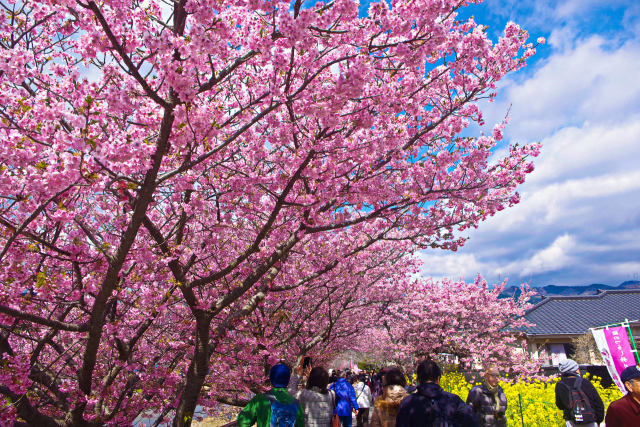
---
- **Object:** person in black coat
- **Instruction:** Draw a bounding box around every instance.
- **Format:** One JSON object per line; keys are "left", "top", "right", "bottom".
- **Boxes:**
{"left": 554, "top": 359, "right": 604, "bottom": 426}
{"left": 396, "top": 360, "right": 478, "bottom": 427}
{"left": 466, "top": 366, "right": 507, "bottom": 426}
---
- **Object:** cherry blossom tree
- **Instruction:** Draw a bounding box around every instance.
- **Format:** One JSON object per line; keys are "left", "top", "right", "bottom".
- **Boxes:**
{"left": 197, "top": 239, "right": 419, "bottom": 406}
{"left": 216, "top": 271, "right": 542, "bottom": 404}
{"left": 375, "top": 276, "right": 542, "bottom": 377}
{"left": 0, "top": 0, "right": 541, "bottom": 425}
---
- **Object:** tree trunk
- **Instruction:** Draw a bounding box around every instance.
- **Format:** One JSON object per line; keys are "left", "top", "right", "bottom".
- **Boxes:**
{"left": 172, "top": 314, "right": 211, "bottom": 427}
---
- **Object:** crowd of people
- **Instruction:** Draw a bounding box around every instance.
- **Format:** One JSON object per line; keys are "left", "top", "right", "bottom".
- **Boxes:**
{"left": 237, "top": 359, "right": 492, "bottom": 427}
{"left": 236, "top": 357, "right": 640, "bottom": 426}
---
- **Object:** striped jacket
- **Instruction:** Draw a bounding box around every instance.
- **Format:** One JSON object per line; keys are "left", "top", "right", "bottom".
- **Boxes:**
{"left": 295, "top": 387, "right": 334, "bottom": 427}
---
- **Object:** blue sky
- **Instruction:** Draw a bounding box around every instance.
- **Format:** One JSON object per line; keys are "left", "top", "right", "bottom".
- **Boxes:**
{"left": 409, "top": 0, "right": 640, "bottom": 287}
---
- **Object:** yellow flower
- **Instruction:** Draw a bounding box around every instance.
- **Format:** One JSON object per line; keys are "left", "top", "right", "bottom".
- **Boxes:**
{"left": 439, "top": 371, "right": 622, "bottom": 427}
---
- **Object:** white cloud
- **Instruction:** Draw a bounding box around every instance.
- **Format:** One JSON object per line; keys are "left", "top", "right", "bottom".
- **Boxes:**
{"left": 547, "top": 27, "right": 576, "bottom": 51}
{"left": 517, "top": 234, "right": 576, "bottom": 276}
{"left": 419, "top": 27, "right": 640, "bottom": 286}
{"left": 554, "top": 0, "right": 603, "bottom": 19}
{"left": 528, "top": 118, "right": 640, "bottom": 186}
{"left": 485, "top": 37, "right": 640, "bottom": 141}
{"left": 604, "top": 262, "right": 640, "bottom": 276}
{"left": 418, "top": 252, "right": 489, "bottom": 281}
{"left": 486, "top": 167, "right": 640, "bottom": 232}
{"left": 419, "top": 234, "right": 577, "bottom": 282}
{"left": 486, "top": 36, "right": 640, "bottom": 230}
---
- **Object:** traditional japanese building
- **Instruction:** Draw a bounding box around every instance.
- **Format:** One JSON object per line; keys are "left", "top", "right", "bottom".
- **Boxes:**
{"left": 522, "top": 289, "right": 640, "bottom": 366}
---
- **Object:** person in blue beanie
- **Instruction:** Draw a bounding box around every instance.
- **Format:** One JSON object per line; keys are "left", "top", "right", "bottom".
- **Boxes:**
{"left": 329, "top": 371, "right": 360, "bottom": 426}
{"left": 237, "top": 363, "right": 305, "bottom": 427}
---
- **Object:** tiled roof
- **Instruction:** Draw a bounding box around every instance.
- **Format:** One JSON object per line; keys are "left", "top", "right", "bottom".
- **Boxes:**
{"left": 523, "top": 289, "right": 640, "bottom": 335}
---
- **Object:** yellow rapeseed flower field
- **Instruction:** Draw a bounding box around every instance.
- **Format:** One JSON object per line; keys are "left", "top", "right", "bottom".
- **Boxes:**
{"left": 439, "top": 371, "right": 623, "bottom": 426}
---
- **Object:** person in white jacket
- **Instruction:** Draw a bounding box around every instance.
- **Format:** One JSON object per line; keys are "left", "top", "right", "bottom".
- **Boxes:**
{"left": 351, "top": 374, "right": 373, "bottom": 427}
{"left": 295, "top": 366, "right": 335, "bottom": 427}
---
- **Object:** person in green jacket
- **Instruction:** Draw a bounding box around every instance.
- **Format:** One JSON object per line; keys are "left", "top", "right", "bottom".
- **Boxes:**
{"left": 237, "top": 363, "right": 305, "bottom": 427}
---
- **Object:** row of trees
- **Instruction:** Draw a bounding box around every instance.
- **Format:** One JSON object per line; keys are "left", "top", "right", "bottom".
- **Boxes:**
{"left": 0, "top": 0, "right": 541, "bottom": 425}
{"left": 199, "top": 275, "right": 540, "bottom": 408}
{"left": 363, "top": 277, "right": 541, "bottom": 376}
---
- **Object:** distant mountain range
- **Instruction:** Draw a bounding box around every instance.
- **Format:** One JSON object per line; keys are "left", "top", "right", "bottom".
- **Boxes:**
{"left": 500, "top": 280, "right": 640, "bottom": 303}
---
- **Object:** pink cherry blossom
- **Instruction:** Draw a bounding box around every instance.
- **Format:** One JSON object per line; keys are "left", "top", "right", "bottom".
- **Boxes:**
{"left": 0, "top": 0, "right": 540, "bottom": 425}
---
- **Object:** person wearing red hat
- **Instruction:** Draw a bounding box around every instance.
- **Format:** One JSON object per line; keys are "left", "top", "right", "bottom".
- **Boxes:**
{"left": 605, "top": 365, "right": 640, "bottom": 427}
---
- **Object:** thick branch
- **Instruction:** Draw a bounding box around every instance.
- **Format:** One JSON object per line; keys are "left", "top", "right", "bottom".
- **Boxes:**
{"left": 0, "top": 305, "right": 88, "bottom": 332}
{"left": 0, "top": 386, "right": 63, "bottom": 427}
{"left": 73, "top": 104, "right": 176, "bottom": 422}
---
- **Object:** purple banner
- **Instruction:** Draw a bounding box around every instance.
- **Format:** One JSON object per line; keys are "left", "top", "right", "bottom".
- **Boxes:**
{"left": 604, "top": 326, "right": 636, "bottom": 382}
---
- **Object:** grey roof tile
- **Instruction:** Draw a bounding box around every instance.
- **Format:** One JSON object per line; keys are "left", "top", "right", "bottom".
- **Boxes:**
{"left": 523, "top": 290, "right": 640, "bottom": 335}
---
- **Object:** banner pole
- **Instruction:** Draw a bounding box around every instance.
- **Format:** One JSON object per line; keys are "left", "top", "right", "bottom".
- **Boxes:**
{"left": 518, "top": 393, "right": 525, "bottom": 427}
{"left": 624, "top": 318, "right": 640, "bottom": 364}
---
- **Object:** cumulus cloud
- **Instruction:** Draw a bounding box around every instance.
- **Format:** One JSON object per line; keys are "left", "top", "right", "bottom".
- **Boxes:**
{"left": 418, "top": 252, "right": 489, "bottom": 281}
{"left": 483, "top": 38, "right": 640, "bottom": 142}
{"left": 516, "top": 234, "right": 576, "bottom": 276}
{"left": 419, "top": 15, "right": 640, "bottom": 286}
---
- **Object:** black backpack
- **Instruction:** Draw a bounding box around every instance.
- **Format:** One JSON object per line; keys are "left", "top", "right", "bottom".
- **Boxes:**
{"left": 416, "top": 388, "right": 457, "bottom": 427}
{"left": 566, "top": 377, "right": 596, "bottom": 424}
